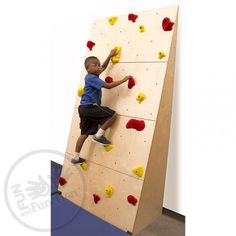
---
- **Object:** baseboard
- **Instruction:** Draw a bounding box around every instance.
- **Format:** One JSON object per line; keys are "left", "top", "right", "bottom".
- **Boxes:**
{"left": 162, "top": 208, "right": 185, "bottom": 223}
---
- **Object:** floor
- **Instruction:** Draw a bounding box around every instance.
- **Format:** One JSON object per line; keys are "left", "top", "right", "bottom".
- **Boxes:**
{"left": 137, "top": 211, "right": 185, "bottom": 236}
{"left": 51, "top": 161, "right": 185, "bottom": 236}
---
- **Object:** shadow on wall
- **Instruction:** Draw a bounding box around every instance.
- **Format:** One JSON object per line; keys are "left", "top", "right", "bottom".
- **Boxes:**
{"left": 164, "top": 23, "right": 181, "bottom": 212}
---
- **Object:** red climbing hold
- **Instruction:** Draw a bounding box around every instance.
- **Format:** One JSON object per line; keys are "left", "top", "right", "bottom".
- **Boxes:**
{"left": 105, "top": 76, "right": 113, "bottom": 83}
{"left": 126, "top": 119, "right": 145, "bottom": 131}
{"left": 87, "top": 40, "right": 95, "bottom": 51}
{"left": 162, "top": 17, "right": 174, "bottom": 31}
{"left": 128, "top": 77, "right": 135, "bottom": 89}
{"left": 59, "top": 177, "right": 67, "bottom": 186}
{"left": 128, "top": 13, "right": 138, "bottom": 23}
{"left": 93, "top": 194, "right": 101, "bottom": 204}
{"left": 127, "top": 195, "right": 138, "bottom": 206}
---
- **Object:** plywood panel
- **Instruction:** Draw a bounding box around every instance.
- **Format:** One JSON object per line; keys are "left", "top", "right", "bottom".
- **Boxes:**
{"left": 59, "top": 154, "right": 143, "bottom": 233}
{"left": 66, "top": 111, "right": 155, "bottom": 180}
{"left": 75, "top": 63, "right": 167, "bottom": 120}
{"left": 85, "top": 6, "right": 178, "bottom": 62}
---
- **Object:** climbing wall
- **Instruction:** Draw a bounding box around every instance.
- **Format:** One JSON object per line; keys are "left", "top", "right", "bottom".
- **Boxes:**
{"left": 59, "top": 5, "right": 178, "bottom": 235}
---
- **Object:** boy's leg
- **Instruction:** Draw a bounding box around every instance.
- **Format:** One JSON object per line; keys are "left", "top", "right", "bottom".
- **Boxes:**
{"left": 93, "top": 113, "right": 117, "bottom": 139}
{"left": 75, "top": 134, "right": 89, "bottom": 153}
{"left": 71, "top": 134, "right": 88, "bottom": 164}
{"left": 92, "top": 112, "right": 117, "bottom": 145}
{"left": 100, "top": 113, "right": 117, "bottom": 130}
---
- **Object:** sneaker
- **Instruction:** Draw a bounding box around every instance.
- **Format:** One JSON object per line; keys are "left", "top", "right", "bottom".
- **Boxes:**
{"left": 92, "top": 135, "right": 111, "bottom": 145}
{"left": 71, "top": 157, "right": 86, "bottom": 165}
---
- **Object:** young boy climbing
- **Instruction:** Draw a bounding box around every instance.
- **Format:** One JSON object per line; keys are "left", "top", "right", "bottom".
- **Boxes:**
{"left": 71, "top": 49, "right": 132, "bottom": 164}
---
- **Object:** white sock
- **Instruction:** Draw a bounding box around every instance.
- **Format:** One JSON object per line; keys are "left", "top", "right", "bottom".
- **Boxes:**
{"left": 73, "top": 152, "right": 80, "bottom": 161}
{"left": 95, "top": 128, "right": 105, "bottom": 138}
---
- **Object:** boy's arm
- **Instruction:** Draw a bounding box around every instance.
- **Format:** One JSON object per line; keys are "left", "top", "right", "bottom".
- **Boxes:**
{"left": 103, "top": 76, "right": 132, "bottom": 89}
{"left": 100, "top": 49, "right": 117, "bottom": 73}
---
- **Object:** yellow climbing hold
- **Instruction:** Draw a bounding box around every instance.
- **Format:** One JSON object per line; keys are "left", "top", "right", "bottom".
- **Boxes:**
{"left": 104, "top": 144, "right": 113, "bottom": 152}
{"left": 77, "top": 87, "right": 84, "bottom": 97}
{"left": 132, "top": 166, "right": 144, "bottom": 177}
{"left": 139, "top": 25, "right": 145, "bottom": 32}
{"left": 108, "top": 16, "right": 118, "bottom": 26}
{"left": 111, "top": 46, "right": 121, "bottom": 63}
{"left": 105, "top": 185, "right": 113, "bottom": 197}
{"left": 158, "top": 51, "right": 166, "bottom": 60}
{"left": 81, "top": 162, "right": 88, "bottom": 170}
{"left": 136, "top": 92, "right": 145, "bottom": 104}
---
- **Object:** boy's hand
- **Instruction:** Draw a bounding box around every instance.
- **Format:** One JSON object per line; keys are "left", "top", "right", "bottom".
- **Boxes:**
{"left": 109, "top": 49, "right": 118, "bottom": 58}
{"left": 123, "top": 75, "right": 133, "bottom": 82}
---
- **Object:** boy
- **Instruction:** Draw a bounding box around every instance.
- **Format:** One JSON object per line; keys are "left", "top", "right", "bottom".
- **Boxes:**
{"left": 71, "top": 49, "right": 132, "bottom": 164}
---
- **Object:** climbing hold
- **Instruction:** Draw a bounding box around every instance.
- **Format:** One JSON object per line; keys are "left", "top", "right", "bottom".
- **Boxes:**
{"left": 139, "top": 25, "right": 145, "bottom": 32}
{"left": 128, "top": 77, "right": 135, "bottom": 89}
{"left": 162, "top": 17, "right": 174, "bottom": 31}
{"left": 93, "top": 194, "right": 101, "bottom": 204}
{"left": 81, "top": 162, "right": 88, "bottom": 170}
{"left": 128, "top": 13, "right": 138, "bottom": 23}
{"left": 105, "top": 76, "right": 113, "bottom": 83}
{"left": 104, "top": 144, "right": 113, "bottom": 152}
{"left": 127, "top": 195, "right": 138, "bottom": 206}
{"left": 108, "top": 16, "right": 118, "bottom": 26}
{"left": 111, "top": 46, "right": 121, "bottom": 63}
{"left": 158, "top": 51, "right": 166, "bottom": 60}
{"left": 136, "top": 92, "right": 145, "bottom": 104}
{"left": 126, "top": 119, "right": 145, "bottom": 131}
{"left": 132, "top": 166, "right": 144, "bottom": 177}
{"left": 105, "top": 185, "right": 113, "bottom": 197}
{"left": 58, "top": 177, "right": 67, "bottom": 186}
{"left": 77, "top": 87, "right": 84, "bottom": 97}
{"left": 87, "top": 40, "right": 95, "bottom": 51}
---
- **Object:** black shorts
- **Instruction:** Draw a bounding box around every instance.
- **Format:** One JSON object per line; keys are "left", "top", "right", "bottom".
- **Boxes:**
{"left": 78, "top": 104, "right": 115, "bottom": 135}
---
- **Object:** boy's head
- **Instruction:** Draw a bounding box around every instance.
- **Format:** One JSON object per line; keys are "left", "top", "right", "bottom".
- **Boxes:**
{"left": 84, "top": 56, "right": 102, "bottom": 75}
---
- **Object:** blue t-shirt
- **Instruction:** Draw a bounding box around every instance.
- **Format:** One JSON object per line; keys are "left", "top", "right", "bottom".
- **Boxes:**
{"left": 80, "top": 73, "right": 105, "bottom": 105}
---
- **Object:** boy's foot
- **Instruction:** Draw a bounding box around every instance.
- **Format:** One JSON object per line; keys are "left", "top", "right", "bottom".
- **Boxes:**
{"left": 92, "top": 135, "right": 111, "bottom": 145}
{"left": 71, "top": 157, "right": 86, "bottom": 165}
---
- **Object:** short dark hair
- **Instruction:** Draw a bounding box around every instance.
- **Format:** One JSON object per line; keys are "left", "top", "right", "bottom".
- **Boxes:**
{"left": 84, "top": 56, "right": 98, "bottom": 69}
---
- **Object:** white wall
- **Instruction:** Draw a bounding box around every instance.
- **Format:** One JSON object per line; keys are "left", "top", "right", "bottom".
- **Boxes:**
{"left": 1, "top": 1, "right": 236, "bottom": 236}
